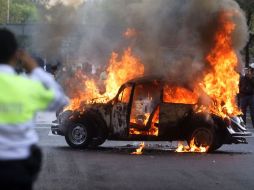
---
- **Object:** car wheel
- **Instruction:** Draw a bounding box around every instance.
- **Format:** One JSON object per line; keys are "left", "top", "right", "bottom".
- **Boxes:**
{"left": 89, "top": 121, "right": 108, "bottom": 148}
{"left": 211, "top": 141, "right": 223, "bottom": 151}
{"left": 65, "top": 122, "right": 91, "bottom": 149}
{"left": 79, "top": 111, "right": 108, "bottom": 148}
{"left": 89, "top": 138, "right": 107, "bottom": 147}
{"left": 210, "top": 131, "right": 224, "bottom": 151}
{"left": 188, "top": 126, "right": 215, "bottom": 152}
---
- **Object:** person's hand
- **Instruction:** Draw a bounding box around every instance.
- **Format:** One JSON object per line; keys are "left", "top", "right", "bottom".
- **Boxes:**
{"left": 18, "top": 50, "right": 38, "bottom": 73}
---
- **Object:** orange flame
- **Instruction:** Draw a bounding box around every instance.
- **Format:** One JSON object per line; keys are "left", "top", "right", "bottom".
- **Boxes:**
{"left": 163, "top": 12, "right": 241, "bottom": 119}
{"left": 200, "top": 12, "right": 241, "bottom": 118}
{"left": 64, "top": 70, "right": 100, "bottom": 111}
{"left": 129, "top": 107, "right": 159, "bottom": 136}
{"left": 105, "top": 47, "right": 144, "bottom": 100}
{"left": 131, "top": 142, "right": 145, "bottom": 155}
{"left": 65, "top": 47, "right": 144, "bottom": 111}
{"left": 164, "top": 85, "right": 198, "bottom": 104}
{"left": 150, "top": 107, "right": 159, "bottom": 136}
{"left": 175, "top": 140, "right": 208, "bottom": 153}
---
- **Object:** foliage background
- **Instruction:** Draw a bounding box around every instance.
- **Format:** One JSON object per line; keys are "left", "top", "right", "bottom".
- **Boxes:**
{"left": 0, "top": 0, "right": 38, "bottom": 24}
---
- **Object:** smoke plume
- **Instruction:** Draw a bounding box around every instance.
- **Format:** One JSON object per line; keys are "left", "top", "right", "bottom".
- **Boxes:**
{"left": 33, "top": 0, "right": 248, "bottom": 88}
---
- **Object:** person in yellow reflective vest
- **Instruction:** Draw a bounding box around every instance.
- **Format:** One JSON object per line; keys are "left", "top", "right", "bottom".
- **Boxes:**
{"left": 0, "top": 29, "right": 68, "bottom": 189}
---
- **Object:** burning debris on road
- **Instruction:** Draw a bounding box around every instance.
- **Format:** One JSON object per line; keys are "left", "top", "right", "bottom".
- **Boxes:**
{"left": 48, "top": 0, "right": 251, "bottom": 153}
{"left": 176, "top": 141, "right": 208, "bottom": 153}
{"left": 131, "top": 142, "right": 145, "bottom": 155}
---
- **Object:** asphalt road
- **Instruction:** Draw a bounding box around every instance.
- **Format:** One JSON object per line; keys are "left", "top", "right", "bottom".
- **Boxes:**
{"left": 34, "top": 124, "right": 254, "bottom": 190}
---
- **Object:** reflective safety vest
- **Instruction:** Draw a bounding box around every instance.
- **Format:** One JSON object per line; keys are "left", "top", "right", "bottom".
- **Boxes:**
{"left": 0, "top": 66, "right": 68, "bottom": 160}
{"left": 0, "top": 72, "right": 54, "bottom": 125}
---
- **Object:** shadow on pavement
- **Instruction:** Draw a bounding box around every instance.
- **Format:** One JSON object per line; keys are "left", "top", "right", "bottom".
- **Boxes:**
{"left": 210, "top": 150, "right": 252, "bottom": 155}
{"left": 48, "top": 146, "right": 252, "bottom": 156}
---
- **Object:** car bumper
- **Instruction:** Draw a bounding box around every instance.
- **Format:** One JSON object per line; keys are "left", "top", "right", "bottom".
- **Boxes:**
{"left": 51, "top": 123, "right": 64, "bottom": 136}
{"left": 226, "top": 125, "right": 252, "bottom": 144}
{"left": 230, "top": 131, "right": 252, "bottom": 137}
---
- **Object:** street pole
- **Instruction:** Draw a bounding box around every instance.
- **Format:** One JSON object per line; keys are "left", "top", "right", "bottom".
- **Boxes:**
{"left": 7, "top": 0, "right": 10, "bottom": 24}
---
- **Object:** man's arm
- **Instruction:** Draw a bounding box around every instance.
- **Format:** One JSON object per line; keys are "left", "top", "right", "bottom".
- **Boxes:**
{"left": 18, "top": 50, "right": 69, "bottom": 111}
{"left": 30, "top": 68, "right": 69, "bottom": 111}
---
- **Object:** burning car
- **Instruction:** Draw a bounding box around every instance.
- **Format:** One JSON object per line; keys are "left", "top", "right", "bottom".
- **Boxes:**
{"left": 51, "top": 76, "right": 252, "bottom": 152}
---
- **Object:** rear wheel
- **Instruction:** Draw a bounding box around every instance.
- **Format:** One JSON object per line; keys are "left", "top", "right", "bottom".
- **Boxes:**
{"left": 211, "top": 131, "right": 224, "bottom": 151}
{"left": 187, "top": 122, "right": 222, "bottom": 152}
{"left": 188, "top": 127, "right": 214, "bottom": 149}
{"left": 211, "top": 141, "right": 223, "bottom": 151}
{"left": 188, "top": 125, "right": 224, "bottom": 152}
{"left": 65, "top": 122, "right": 92, "bottom": 149}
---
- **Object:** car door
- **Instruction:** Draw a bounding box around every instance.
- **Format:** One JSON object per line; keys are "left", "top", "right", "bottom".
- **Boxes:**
{"left": 111, "top": 84, "right": 133, "bottom": 137}
{"left": 160, "top": 84, "right": 197, "bottom": 138}
{"left": 129, "top": 82, "right": 161, "bottom": 135}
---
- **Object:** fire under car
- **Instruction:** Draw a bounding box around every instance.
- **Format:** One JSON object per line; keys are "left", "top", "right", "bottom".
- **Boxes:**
{"left": 51, "top": 76, "right": 252, "bottom": 152}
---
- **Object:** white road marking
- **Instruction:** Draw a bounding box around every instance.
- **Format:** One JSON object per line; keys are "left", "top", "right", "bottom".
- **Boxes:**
{"left": 48, "top": 130, "right": 59, "bottom": 136}
{"left": 35, "top": 112, "right": 56, "bottom": 124}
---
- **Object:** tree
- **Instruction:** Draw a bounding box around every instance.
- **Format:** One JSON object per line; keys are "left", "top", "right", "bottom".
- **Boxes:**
{"left": 0, "top": 0, "right": 38, "bottom": 24}
{"left": 0, "top": 0, "right": 8, "bottom": 23}
{"left": 237, "top": 0, "right": 254, "bottom": 66}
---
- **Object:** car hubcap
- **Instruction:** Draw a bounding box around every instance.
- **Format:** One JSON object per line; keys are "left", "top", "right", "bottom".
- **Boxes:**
{"left": 70, "top": 125, "right": 87, "bottom": 145}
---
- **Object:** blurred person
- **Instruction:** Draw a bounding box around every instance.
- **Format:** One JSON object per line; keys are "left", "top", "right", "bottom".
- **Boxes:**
{"left": 239, "top": 66, "right": 254, "bottom": 128}
{"left": 0, "top": 28, "right": 68, "bottom": 190}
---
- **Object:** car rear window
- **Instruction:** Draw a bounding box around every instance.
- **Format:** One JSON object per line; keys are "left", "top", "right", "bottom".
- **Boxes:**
{"left": 163, "top": 85, "right": 198, "bottom": 104}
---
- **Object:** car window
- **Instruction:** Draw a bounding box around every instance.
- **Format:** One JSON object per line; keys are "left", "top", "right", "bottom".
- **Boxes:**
{"left": 130, "top": 83, "right": 161, "bottom": 126}
{"left": 118, "top": 86, "right": 132, "bottom": 104}
{"left": 163, "top": 85, "right": 198, "bottom": 104}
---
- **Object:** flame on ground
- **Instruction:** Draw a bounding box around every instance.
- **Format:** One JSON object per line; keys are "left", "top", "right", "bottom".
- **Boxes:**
{"left": 175, "top": 139, "right": 209, "bottom": 153}
{"left": 131, "top": 142, "right": 145, "bottom": 155}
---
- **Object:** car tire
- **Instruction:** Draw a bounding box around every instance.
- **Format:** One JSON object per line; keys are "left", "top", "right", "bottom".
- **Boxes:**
{"left": 87, "top": 113, "right": 108, "bottom": 148}
{"left": 210, "top": 132, "right": 223, "bottom": 151}
{"left": 187, "top": 125, "right": 216, "bottom": 152}
{"left": 89, "top": 138, "right": 107, "bottom": 147}
{"left": 211, "top": 141, "right": 223, "bottom": 151}
{"left": 65, "top": 122, "right": 92, "bottom": 149}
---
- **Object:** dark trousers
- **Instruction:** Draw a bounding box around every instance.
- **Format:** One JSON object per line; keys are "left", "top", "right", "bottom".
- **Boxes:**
{"left": 0, "top": 145, "right": 42, "bottom": 190}
{"left": 240, "top": 95, "right": 254, "bottom": 127}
